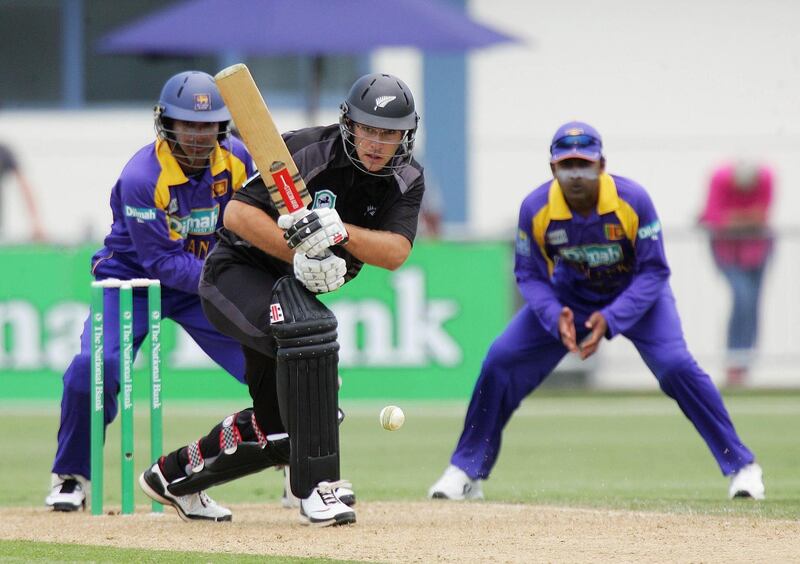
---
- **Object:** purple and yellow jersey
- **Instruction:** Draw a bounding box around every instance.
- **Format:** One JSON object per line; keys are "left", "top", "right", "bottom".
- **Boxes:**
{"left": 514, "top": 173, "right": 670, "bottom": 338}
{"left": 91, "top": 136, "right": 254, "bottom": 294}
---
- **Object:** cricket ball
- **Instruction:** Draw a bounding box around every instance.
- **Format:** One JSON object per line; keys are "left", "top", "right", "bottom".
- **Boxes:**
{"left": 379, "top": 405, "right": 405, "bottom": 431}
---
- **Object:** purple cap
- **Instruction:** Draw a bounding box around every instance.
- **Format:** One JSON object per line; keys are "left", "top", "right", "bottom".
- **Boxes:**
{"left": 549, "top": 121, "right": 603, "bottom": 163}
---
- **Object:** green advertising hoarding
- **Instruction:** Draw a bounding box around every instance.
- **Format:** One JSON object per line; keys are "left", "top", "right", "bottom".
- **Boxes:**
{"left": 0, "top": 242, "right": 513, "bottom": 400}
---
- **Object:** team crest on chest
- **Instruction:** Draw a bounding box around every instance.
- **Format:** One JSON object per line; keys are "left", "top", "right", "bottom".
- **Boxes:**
{"left": 312, "top": 189, "right": 336, "bottom": 209}
{"left": 212, "top": 179, "right": 228, "bottom": 197}
{"left": 604, "top": 223, "right": 625, "bottom": 240}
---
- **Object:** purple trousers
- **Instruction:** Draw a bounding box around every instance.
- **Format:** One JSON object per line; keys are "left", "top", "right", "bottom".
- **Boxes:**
{"left": 52, "top": 287, "right": 246, "bottom": 480}
{"left": 451, "top": 287, "right": 755, "bottom": 479}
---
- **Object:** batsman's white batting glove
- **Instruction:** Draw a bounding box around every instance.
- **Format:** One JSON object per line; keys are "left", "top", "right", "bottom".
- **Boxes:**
{"left": 279, "top": 208, "right": 349, "bottom": 257}
{"left": 293, "top": 250, "right": 347, "bottom": 294}
{"left": 276, "top": 210, "right": 310, "bottom": 230}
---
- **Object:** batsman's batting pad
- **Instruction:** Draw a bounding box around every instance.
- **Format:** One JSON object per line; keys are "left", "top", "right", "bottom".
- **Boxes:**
{"left": 167, "top": 439, "right": 290, "bottom": 496}
{"left": 270, "top": 276, "right": 340, "bottom": 499}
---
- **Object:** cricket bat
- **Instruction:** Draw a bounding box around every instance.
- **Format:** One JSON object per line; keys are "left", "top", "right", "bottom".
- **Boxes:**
{"left": 214, "top": 63, "right": 310, "bottom": 216}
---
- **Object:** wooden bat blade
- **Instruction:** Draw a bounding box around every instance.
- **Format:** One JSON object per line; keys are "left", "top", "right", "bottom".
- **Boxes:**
{"left": 214, "top": 63, "right": 311, "bottom": 215}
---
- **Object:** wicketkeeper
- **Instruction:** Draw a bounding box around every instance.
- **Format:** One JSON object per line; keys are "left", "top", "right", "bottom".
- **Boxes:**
{"left": 46, "top": 71, "right": 255, "bottom": 515}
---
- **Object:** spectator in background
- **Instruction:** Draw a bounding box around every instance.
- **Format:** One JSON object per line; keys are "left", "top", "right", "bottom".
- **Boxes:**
{"left": 0, "top": 141, "right": 46, "bottom": 241}
{"left": 700, "top": 161, "right": 774, "bottom": 387}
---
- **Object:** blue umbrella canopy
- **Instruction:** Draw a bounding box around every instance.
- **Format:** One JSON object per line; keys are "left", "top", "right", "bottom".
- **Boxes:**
{"left": 97, "top": 0, "right": 517, "bottom": 55}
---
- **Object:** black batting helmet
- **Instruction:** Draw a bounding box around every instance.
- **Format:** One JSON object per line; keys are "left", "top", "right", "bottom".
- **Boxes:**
{"left": 339, "top": 73, "right": 419, "bottom": 176}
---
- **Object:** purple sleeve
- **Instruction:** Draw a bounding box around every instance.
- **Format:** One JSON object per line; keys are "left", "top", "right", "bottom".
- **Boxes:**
{"left": 119, "top": 176, "right": 204, "bottom": 294}
{"left": 600, "top": 191, "right": 670, "bottom": 337}
{"left": 513, "top": 195, "right": 563, "bottom": 339}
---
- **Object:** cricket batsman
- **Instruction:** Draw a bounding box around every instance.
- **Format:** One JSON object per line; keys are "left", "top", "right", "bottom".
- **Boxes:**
{"left": 137, "top": 73, "right": 426, "bottom": 526}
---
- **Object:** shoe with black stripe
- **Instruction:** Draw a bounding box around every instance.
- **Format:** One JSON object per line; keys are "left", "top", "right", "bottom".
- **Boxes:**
{"left": 45, "top": 474, "right": 86, "bottom": 512}
{"left": 139, "top": 463, "right": 232, "bottom": 522}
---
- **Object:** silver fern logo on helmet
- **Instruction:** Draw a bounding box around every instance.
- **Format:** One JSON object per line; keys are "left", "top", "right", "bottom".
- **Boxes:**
{"left": 374, "top": 95, "right": 396, "bottom": 110}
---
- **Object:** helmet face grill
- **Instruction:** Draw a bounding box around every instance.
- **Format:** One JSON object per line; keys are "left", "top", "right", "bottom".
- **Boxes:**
{"left": 338, "top": 118, "right": 416, "bottom": 177}
{"left": 155, "top": 115, "right": 230, "bottom": 171}
{"left": 339, "top": 73, "right": 419, "bottom": 177}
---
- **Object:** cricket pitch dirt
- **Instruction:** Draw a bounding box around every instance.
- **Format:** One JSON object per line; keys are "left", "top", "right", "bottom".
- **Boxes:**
{"left": 1, "top": 502, "right": 798, "bottom": 562}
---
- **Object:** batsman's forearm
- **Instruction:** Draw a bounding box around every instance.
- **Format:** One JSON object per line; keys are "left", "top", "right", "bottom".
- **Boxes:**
{"left": 224, "top": 200, "right": 294, "bottom": 263}
{"left": 343, "top": 224, "right": 411, "bottom": 270}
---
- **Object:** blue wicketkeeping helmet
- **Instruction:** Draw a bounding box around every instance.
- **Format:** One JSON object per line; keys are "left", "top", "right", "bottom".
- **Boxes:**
{"left": 156, "top": 70, "right": 230, "bottom": 123}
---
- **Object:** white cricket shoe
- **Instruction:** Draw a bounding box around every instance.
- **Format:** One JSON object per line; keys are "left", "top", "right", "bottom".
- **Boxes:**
{"left": 139, "top": 463, "right": 232, "bottom": 522}
{"left": 281, "top": 466, "right": 355, "bottom": 508}
{"left": 729, "top": 462, "right": 765, "bottom": 500}
{"left": 428, "top": 465, "right": 484, "bottom": 500}
{"left": 45, "top": 474, "right": 87, "bottom": 512}
{"left": 299, "top": 480, "right": 356, "bottom": 527}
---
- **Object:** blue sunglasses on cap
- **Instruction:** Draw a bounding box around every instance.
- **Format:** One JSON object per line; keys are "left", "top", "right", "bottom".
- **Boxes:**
{"left": 551, "top": 134, "right": 599, "bottom": 150}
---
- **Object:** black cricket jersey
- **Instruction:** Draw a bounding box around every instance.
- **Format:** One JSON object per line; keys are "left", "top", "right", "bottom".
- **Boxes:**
{"left": 217, "top": 124, "right": 425, "bottom": 282}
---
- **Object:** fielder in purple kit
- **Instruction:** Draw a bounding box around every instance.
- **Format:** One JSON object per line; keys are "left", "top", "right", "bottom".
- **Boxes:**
{"left": 429, "top": 121, "right": 765, "bottom": 501}
{"left": 46, "top": 71, "right": 254, "bottom": 515}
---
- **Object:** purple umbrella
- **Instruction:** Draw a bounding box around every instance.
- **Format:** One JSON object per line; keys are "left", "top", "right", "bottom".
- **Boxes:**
{"left": 96, "top": 0, "right": 516, "bottom": 55}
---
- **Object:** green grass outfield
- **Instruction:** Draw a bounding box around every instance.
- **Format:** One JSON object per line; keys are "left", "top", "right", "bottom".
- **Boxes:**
{"left": 0, "top": 540, "right": 355, "bottom": 563}
{"left": 2, "top": 390, "right": 799, "bottom": 561}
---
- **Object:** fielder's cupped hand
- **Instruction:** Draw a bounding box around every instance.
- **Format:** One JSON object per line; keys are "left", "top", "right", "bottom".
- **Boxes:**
{"left": 293, "top": 250, "right": 346, "bottom": 293}
{"left": 558, "top": 306, "right": 579, "bottom": 353}
{"left": 279, "top": 208, "right": 349, "bottom": 256}
{"left": 578, "top": 311, "right": 607, "bottom": 360}
{"left": 559, "top": 307, "right": 607, "bottom": 360}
